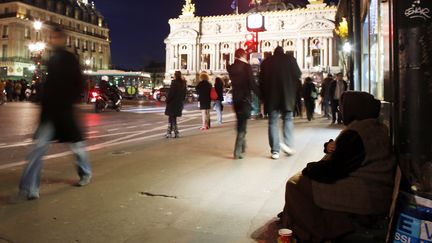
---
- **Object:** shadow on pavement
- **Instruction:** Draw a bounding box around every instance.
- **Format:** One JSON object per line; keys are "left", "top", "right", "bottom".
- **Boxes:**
{"left": 251, "top": 218, "right": 281, "bottom": 243}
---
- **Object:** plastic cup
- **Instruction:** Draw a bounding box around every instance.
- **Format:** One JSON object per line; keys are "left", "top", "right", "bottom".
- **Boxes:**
{"left": 278, "top": 228, "right": 293, "bottom": 243}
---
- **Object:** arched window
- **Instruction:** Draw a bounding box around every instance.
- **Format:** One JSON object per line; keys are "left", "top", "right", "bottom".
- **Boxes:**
{"left": 264, "top": 41, "right": 271, "bottom": 48}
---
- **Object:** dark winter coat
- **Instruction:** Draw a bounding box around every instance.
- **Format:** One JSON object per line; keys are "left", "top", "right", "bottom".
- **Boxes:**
{"left": 227, "top": 59, "right": 260, "bottom": 117}
{"left": 259, "top": 49, "right": 302, "bottom": 112}
{"left": 196, "top": 80, "right": 212, "bottom": 110}
{"left": 36, "top": 47, "right": 84, "bottom": 143}
{"left": 214, "top": 79, "right": 224, "bottom": 102}
{"left": 302, "top": 81, "right": 317, "bottom": 101}
{"left": 329, "top": 79, "right": 348, "bottom": 101}
{"left": 165, "top": 78, "right": 186, "bottom": 117}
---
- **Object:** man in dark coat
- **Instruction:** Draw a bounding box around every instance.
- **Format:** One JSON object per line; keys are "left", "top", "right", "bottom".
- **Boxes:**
{"left": 329, "top": 72, "right": 348, "bottom": 124}
{"left": 320, "top": 73, "right": 333, "bottom": 119}
{"left": 18, "top": 27, "right": 92, "bottom": 200}
{"left": 259, "top": 46, "right": 302, "bottom": 159}
{"left": 165, "top": 71, "right": 186, "bottom": 138}
{"left": 227, "top": 48, "right": 260, "bottom": 159}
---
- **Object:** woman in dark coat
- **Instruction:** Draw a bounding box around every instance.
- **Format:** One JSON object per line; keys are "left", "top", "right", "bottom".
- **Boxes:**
{"left": 165, "top": 71, "right": 186, "bottom": 138}
{"left": 214, "top": 77, "right": 224, "bottom": 125}
{"left": 195, "top": 72, "right": 212, "bottom": 130}
{"left": 302, "top": 77, "right": 317, "bottom": 121}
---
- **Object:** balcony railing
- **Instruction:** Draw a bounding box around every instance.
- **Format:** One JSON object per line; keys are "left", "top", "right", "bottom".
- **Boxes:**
{"left": 0, "top": 12, "right": 109, "bottom": 40}
{"left": 0, "top": 56, "right": 34, "bottom": 63}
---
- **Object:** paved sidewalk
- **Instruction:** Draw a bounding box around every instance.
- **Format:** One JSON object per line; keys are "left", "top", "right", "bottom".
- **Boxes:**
{"left": 0, "top": 117, "right": 342, "bottom": 243}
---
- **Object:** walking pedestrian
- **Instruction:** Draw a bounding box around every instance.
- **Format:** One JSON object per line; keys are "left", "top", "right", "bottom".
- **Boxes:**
{"left": 293, "top": 78, "right": 302, "bottom": 118}
{"left": 20, "top": 79, "right": 28, "bottom": 101}
{"left": 0, "top": 80, "right": 5, "bottom": 104}
{"left": 320, "top": 73, "right": 333, "bottom": 119}
{"left": 196, "top": 71, "right": 212, "bottom": 130}
{"left": 227, "top": 48, "right": 260, "bottom": 159}
{"left": 17, "top": 27, "right": 91, "bottom": 200}
{"left": 5, "top": 80, "right": 13, "bottom": 102}
{"left": 164, "top": 71, "right": 186, "bottom": 138}
{"left": 302, "top": 77, "right": 317, "bottom": 121}
{"left": 14, "top": 81, "right": 21, "bottom": 101}
{"left": 329, "top": 72, "right": 348, "bottom": 124}
{"left": 213, "top": 77, "right": 224, "bottom": 125}
{"left": 259, "top": 46, "right": 302, "bottom": 160}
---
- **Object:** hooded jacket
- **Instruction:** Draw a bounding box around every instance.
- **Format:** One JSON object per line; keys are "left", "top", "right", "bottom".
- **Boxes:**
{"left": 302, "top": 91, "right": 395, "bottom": 215}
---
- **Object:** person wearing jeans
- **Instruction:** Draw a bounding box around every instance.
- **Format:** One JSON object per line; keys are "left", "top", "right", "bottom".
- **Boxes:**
{"left": 19, "top": 123, "right": 92, "bottom": 199}
{"left": 214, "top": 77, "right": 224, "bottom": 125}
{"left": 259, "top": 47, "right": 302, "bottom": 159}
{"left": 268, "top": 111, "right": 294, "bottom": 155}
{"left": 227, "top": 49, "right": 260, "bottom": 159}
{"left": 196, "top": 72, "right": 212, "bottom": 130}
{"left": 17, "top": 27, "right": 92, "bottom": 200}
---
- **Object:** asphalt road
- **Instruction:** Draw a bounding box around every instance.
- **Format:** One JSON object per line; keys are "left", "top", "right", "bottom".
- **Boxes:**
{"left": 0, "top": 101, "right": 237, "bottom": 170}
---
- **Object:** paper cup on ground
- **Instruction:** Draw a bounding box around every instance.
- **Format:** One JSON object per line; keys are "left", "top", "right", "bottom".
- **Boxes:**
{"left": 278, "top": 228, "right": 293, "bottom": 242}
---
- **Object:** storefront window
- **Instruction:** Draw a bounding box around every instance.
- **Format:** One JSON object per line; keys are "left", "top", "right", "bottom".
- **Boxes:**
{"left": 360, "top": 0, "right": 388, "bottom": 100}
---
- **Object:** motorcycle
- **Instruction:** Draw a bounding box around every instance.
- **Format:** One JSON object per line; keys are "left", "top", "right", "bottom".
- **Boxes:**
{"left": 93, "top": 87, "right": 122, "bottom": 113}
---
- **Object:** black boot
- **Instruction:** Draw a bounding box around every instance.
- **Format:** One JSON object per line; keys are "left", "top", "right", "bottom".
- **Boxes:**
{"left": 165, "top": 124, "right": 172, "bottom": 138}
{"left": 173, "top": 125, "right": 180, "bottom": 138}
{"left": 233, "top": 132, "right": 246, "bottom": 159}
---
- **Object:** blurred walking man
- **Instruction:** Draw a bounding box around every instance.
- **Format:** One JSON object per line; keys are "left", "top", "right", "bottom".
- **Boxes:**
{"left": 259, "top": 47, "right": 302, "bottom": 160}
{"left": 227, "top": 48, "right": 260, "bottom": 159}
{"left": 17, "top": 27, "right": 92, "bottom": 200}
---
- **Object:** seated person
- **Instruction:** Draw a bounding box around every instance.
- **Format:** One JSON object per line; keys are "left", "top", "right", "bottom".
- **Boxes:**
{"left": 279, "top": 91, "right": 395, "bottom": 242}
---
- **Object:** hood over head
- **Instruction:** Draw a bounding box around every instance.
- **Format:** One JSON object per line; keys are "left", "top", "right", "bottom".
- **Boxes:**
{"left": 341, "top": 91, "right": 381, "bottom": 125}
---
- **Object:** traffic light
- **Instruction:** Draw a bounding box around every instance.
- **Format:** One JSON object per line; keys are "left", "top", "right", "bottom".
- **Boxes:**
{"left": 244, "top": 32, "right": 257, "bottom": 53}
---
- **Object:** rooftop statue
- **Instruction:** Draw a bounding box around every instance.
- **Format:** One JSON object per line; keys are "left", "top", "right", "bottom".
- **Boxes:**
{"left": 181, "top": 0, "right": 196, "bottom": 17}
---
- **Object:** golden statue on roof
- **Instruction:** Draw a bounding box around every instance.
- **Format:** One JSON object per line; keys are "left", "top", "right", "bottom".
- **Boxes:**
{"left": 181, "top": 0, "right": 196, "bottom": 17}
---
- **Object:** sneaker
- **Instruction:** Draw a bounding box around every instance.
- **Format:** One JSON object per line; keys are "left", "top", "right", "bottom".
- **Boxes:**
{"left": 280, "top": 143, "right": 296, "bottom": 156}
{"left": 77, "top": 175, "right": 91, "bottom": 187}
{"left": 271, "top": 152, "right": 280, "bottom": 160}
{"left": 9, "top": 191, "right": 39, "bottom": 204}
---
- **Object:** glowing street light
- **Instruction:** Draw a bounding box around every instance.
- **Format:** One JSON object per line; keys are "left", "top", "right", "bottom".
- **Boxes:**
{"left": 343, "top": 42, "right": 352, "bottom": 53}
{"left": 33, "top": 20, "right": 42, "bottom": 31}
{"left": 85, "top": 59, "right": 91, "bottom": 66}
{"left": 28, "top": 42, "right": 46, "bottom": 52}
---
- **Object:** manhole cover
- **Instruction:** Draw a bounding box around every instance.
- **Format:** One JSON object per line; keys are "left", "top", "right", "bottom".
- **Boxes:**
{"left": 109, "top": 151, "right": 131, "bottom": 156}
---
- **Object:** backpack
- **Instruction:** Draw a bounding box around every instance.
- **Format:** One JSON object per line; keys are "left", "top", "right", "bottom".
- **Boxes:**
{"left": 210, "top": 87, "right": 218, "bottom": 101}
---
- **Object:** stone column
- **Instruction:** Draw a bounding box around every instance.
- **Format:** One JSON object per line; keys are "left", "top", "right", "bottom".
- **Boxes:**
{"left": 323, "top": 38, "right": 328, "bottom": 68}
{"left": 215, "top": 43, "right": 220, "bottom": 71}
{"left": 296, "top": 38, "right": 303, "bottom": 69}
{"left": 304, "top": 38, "right": 309, "bottom": 69}
{"left": 329, "top": 38, "right": 333, "bottom": 68}
{"left": 320, "top": 38, "right": 325, "bottom": 68}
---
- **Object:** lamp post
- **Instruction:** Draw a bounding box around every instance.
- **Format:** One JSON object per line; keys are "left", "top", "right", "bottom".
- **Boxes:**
{"left": 84, "top": 58, "right": 92, "bottom": 73}
{"left": 28, "top": 20, "right": 45, "bottom": 82}
{"left": 342, "top": 41, "right": 351, "bottom": 81}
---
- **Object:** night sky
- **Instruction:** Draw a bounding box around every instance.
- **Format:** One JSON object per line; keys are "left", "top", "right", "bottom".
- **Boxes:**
{"left": 96, "top": 0, "right": 335, "bottom": 70}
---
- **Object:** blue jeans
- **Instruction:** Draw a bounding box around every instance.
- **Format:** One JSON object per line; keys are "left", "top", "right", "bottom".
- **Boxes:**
{"left": 214, "top": 100, "right": 223, "bottom": 124}
{"left": 268, "top": 110, "right": 294, "bottom": 153}
{"left": 19, "top": 122, "right": 92, "bottom": 196}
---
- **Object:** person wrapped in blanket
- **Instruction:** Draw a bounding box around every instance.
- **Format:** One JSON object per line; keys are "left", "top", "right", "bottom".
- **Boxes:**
{"left": 279, "top": 91, "right": 395, "bottom": 243}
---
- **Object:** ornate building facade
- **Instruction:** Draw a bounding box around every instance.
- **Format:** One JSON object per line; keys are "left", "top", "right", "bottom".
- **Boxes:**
{"left": 0, "top": 0, "right": 111, "bottom": 79}
{"left": 165, "top": 0, "right": 339, "bottom": 84}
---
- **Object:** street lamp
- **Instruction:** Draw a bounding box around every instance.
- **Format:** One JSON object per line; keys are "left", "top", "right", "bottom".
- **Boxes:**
{"left": 33, "top": 20, "right": 42, "bottom": 31}
{"left": 29, "top": 20, "right": 45, "bottom": 82}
